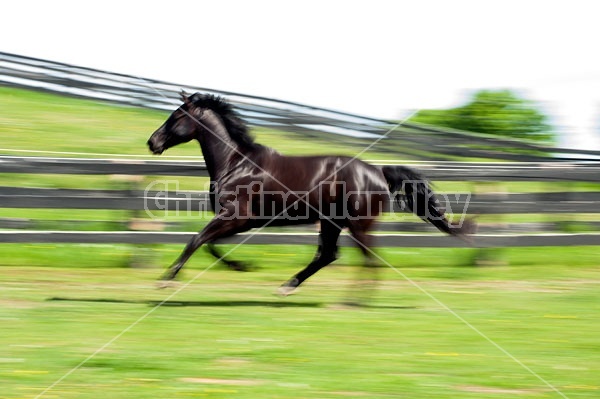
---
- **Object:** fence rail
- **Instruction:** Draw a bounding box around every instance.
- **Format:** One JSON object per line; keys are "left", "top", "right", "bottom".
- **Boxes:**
{"left": 1, "top": 156, "right": 599, "bottom": 247}
{"left": 2, "top": 156, "right": 600, "bottom": 182}
{"left": 1, "top": 186, "right": 598, "bottom": 214}
{"left": 3, "top": 51, "right": 600, "bottom": 161}
{"left": 1, "top": 231, "right": 599, "bottom": 248}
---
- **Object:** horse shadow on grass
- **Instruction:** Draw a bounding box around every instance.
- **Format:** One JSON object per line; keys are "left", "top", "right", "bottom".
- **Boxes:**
{"left": 48, "top": 297, "right": 321, "bottom": 308}
{"left": 47, "top": 297, "right": 416, "bottom": 310}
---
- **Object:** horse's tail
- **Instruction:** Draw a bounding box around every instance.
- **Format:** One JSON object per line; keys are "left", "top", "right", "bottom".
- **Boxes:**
{"left": 381, "top": 165, "right": 476, "bottom": 238}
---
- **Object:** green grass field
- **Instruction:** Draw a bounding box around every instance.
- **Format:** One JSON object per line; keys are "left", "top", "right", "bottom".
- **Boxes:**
{"left": 1, "top": 86, "right": 600, "bottom": 398}
{"left": 1, "top": 249, "right": 599, "bottom": 399}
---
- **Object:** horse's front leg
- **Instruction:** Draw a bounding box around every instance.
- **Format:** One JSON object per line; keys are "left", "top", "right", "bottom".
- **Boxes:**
{"left": 161, "top": 214, "right": 249, "bottom": 281}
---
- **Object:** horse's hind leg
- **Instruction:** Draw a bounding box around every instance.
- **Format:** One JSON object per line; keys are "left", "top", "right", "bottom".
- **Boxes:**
{"left": 278, "top": 219, "right": 342, "bottom": 296}
{"left": 345, "top": 221, "right": 380, "bottom": 306}
{"left": 206, "top": 243, "right": 252, "bottom": 271}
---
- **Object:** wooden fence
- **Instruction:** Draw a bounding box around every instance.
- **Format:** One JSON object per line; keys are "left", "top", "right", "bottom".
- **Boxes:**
{"left": 1, "top": 156, "right": 598, "bottom": 248}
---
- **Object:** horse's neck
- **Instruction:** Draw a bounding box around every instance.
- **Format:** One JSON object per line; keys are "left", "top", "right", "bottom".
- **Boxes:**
{"left": 196, "top": 111, "right": 239, "bottom": 181}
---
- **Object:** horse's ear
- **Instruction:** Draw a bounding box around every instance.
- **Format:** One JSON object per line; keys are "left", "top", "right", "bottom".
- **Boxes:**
{"left": 180, "top": 90, "right": 190, "bottom": 104}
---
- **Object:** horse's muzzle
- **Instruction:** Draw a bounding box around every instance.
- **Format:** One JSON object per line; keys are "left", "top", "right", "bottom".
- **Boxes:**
{"left": 147, "top": 139, "right": 164, "bottom": 155}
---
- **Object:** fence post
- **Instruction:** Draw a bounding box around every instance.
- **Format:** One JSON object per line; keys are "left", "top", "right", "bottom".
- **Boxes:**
{"left": 110, "top": 175, "right": 164, "bottom": 267}
{"left": 472, "top": 181, "right": 509, "bottom": 266}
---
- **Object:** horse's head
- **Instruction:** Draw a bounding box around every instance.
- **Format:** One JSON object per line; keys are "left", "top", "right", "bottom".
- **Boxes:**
{"left": 147, "top": 91, "right": 203, "bottom": 155}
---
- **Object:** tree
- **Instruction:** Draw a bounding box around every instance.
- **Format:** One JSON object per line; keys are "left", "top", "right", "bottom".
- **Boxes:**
{"left": 410, "top": 90, "right": 553, "bottom": 142}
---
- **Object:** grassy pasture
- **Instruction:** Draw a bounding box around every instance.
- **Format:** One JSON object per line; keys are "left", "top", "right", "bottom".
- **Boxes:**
{"left": 1, "top": 86, "right": 599, "bottom": 398}
{"left": 1, "top": 250, "right": 599, "bottom": 399}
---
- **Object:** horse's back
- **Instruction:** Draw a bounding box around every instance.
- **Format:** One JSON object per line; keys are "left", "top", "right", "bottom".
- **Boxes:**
{"left": 265, "top": 154, "right": 387, "bottom": 191}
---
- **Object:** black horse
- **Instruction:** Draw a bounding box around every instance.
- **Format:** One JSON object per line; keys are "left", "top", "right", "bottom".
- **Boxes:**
{"left": 147, "top": 92, "right": 474, "bottom": 295}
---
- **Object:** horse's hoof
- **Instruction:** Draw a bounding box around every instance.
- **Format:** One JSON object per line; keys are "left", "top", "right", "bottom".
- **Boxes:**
{"left": 276, "top": 285, "right": 298, "bottom": 297}
{"left": 276, "top": 278, "right": 300, "bottom": 297}
{"left": 156, "top": 280, "right": 176, "bottom": 289}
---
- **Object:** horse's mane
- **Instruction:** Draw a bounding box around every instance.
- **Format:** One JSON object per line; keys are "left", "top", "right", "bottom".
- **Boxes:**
{"left": 189, "top": 93, "right": 258, "bottom": 150}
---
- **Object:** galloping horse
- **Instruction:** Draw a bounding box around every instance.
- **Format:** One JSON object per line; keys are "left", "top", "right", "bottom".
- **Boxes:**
{"left": 147, "top": 92, "right": 474, "bottom": 295}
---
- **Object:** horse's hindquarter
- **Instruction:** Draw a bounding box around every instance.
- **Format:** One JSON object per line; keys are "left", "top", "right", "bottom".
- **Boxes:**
{"left": 335, "top": 157, "right": 390, "bottom": 220}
